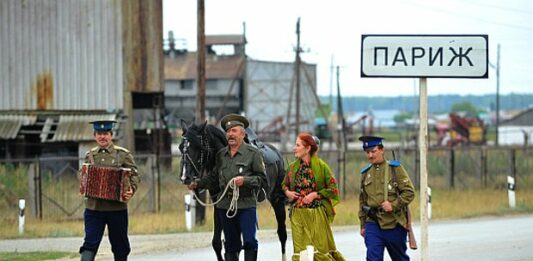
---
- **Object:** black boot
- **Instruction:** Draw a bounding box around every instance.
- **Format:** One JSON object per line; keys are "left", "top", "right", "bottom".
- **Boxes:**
{"left": 224, "top": 252, "right": 239, "bottom": 261}
{"left": 244, "top": 250, "right": 258, "bottom": 261}
{"left": 80, "top": 250, "right": 96, "bottom": 261}
{"left": 113, "top": 254, "right": 127, "bottom": 261}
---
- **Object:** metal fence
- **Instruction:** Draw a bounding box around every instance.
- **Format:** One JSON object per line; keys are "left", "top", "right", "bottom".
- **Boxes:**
{"left": 0, "top": 146, "right": 531, "bottom": 220}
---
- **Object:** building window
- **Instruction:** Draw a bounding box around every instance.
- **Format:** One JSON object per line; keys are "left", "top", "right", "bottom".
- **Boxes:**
{"left": 180, "top": 80, "right": 194, "bottom": 90}
{"left": 206, "top": 80, "right": 217, "bottom": 90}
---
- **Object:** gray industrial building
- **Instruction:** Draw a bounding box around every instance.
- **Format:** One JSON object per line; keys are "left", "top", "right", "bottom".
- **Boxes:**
{"left": 499, "top": 108, "right": 533, "bottom": 146}
{"left": 164, "top": 33, "right": 318, "bottom": 143}
{"left": 0, "top": 0, "right": 168, "bottom": 161}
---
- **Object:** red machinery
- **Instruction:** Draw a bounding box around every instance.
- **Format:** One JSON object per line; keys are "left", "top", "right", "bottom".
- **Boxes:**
{"left": 435, "top": 112, "right": 486, "bottom": 147}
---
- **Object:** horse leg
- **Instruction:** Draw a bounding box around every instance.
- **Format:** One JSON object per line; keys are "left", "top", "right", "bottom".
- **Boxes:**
{"left": 272, "top": 200, "right": 287, "bottom": 261}
{"left": 212, "top": 205, "right": 224, "bottom": 261}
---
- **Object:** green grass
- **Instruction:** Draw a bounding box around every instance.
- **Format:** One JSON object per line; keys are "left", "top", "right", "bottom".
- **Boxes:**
{"left": 3, "top": 188, "right": 533, "bottom": 239}
{"left": 0, "top": 252, "right": 77, "bottom": 261}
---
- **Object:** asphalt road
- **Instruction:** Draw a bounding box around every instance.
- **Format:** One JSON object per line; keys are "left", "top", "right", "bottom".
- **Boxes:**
{"left": 1, "top": 215, "right": 532, "bottom": 260}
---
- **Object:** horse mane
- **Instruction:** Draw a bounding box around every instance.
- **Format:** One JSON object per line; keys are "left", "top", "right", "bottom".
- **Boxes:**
{"left": 205, "top": 124, "right": 227, "bottom": 151}
{"left": 188, "top": 124, "right": 228, "bottom": 171}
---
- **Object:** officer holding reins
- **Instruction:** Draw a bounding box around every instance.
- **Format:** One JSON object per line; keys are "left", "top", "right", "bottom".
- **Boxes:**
{"left": 189, "top": 114, "right": 267, "bottom": 261}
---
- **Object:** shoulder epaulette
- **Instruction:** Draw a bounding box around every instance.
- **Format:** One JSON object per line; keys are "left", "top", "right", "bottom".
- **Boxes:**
{"left": 113, "top": 145, "right": 130, "bottom": 153}
{"left": 389, "top": 160, "right": 401, "bottom": 167}
{"left": 89, "top": 146, "right": 99, "bottom": 153}
{"left": 360, "top": 164, "right": 372, "bottom": 174}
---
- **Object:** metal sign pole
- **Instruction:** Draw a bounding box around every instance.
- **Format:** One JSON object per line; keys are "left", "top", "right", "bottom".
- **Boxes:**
{"left": 419, "top": 77, "right": 429, "bottom": 260}
{"left": 360, "top": 35, "right": 488, "bottom": 261}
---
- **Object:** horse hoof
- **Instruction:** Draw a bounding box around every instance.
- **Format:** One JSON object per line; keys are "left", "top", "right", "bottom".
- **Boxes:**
{"left": 282, "top": 253, "right": 287, "bottom": 261}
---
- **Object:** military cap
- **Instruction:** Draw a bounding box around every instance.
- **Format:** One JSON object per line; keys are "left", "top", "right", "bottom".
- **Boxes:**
{"left": 220, "top": 113, "right": 249, "bottom": 131}
{"left": 89, "top": 120, "right": 116, "bottom": 132}
{"left": 358, "top": 135, "right": 384, "bottom": 150}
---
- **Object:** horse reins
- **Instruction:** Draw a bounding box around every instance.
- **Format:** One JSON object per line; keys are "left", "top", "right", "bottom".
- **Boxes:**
{"left": 184, "top": 132, "right": 268, "bottom": 218}
{"left": 191, "top": 177, "right": 240, "bottom": 218}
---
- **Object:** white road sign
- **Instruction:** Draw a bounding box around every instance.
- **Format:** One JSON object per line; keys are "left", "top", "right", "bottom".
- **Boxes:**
{"left": 361, "top": 34, "right": 488, "bottom": 78}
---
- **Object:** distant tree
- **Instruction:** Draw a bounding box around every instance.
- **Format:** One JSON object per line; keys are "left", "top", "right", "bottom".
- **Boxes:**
{"left": 315, "top": 103, "right": 332, "bottom": 118}
{"left": 451, "top": 101, "right": 479, "bottom": 116}
{"left": 393, "top": 111, "right": 414, "bottom": 125}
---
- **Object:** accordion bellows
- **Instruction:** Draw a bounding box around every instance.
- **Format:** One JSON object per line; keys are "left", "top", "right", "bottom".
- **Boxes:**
{"left": 80, "top": 164, "right": 132, "bottom": 202}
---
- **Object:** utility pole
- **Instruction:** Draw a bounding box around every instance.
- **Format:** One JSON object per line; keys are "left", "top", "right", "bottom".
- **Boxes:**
{"left": 196, "top": 0, "right": 206, "bottom": 123}
{"left": 195, "top": 0, "right": 206, "bottom": 225}
{"left": 495, "top": 44, "right": 501, "bottom": 146}
{"left": 489, "top": 44, "right": 501, "bottom": 146}
{"left": 336, "top": 66, "right": 347, "bottom": 198}
{"left": 294, "top": 17, "right": 302, "bottom": 136}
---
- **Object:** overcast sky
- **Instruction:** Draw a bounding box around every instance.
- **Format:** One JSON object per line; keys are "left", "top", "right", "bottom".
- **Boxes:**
{"left": 163, "top": 0, "right": 533, "bottom": 97}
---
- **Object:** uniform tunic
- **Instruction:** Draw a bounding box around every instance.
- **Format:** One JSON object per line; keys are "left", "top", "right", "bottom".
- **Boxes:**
{"left": 358, "top": 160, "right": 414, "bottom": 230}
{"left": 79, "top": 143, "right": 140, "bottom": 257}
{"left": 358, "top": 160, "right": 415, "bottom": 261}
{"left": 198, "top": 142, "right": 267, "bottom": 210}
{"left": 197, "top": 142, "right": 267, "bottom": 253}
{"left": 82, "top": 144, "right": 140, "bottom": 211}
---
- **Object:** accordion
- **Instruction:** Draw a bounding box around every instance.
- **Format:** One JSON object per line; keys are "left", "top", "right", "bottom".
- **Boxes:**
{"left": 79, "top": 164, "right": 132, "bottom": 202}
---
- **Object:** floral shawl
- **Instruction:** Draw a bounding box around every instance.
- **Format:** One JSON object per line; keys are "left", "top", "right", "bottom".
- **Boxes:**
{"left": 282, "top": 154, "right": 340, "bottom": 223}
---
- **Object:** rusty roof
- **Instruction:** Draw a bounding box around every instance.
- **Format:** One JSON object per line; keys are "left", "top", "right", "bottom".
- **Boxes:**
{"left": 164, "top": 54, "right": 245, "bottom": 80}
{"left": 205, "top": 34, "right": 246, "bottom": 45}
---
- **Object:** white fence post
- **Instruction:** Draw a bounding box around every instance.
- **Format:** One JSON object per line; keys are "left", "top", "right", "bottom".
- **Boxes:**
{"left": 184, "top": 192, "right": 196, "bottom": 231}
{"left": 507, "top": 176, "right": 516, "bottom": 209}
{"left": 19, "top": 199, "right": 25, "bottom": 235}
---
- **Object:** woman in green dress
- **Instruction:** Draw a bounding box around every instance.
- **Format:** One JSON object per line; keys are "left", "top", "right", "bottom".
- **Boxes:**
{"left": 282, "top": 132, "right": 346, "bottom": 261}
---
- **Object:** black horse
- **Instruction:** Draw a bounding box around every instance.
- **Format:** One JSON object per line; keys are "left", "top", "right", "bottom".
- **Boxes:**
{"left": 179, "top": 120, "right": 288, "bottom": 261}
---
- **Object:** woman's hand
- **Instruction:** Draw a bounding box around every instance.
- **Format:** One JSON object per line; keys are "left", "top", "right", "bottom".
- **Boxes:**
{"left": 302, "top": 191, "right": 319, "bottom": 204}
{"left": 285, "top": 190, "right": 301, "bottom": 201}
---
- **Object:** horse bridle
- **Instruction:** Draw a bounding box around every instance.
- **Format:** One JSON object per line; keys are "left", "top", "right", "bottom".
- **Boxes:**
{"left": 180, "top": 135, "right": 212, "bottom": 183}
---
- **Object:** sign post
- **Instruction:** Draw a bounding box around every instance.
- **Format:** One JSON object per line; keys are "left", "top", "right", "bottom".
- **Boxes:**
{"left": 361, "top": 34, "right": 488, "bottom": 261}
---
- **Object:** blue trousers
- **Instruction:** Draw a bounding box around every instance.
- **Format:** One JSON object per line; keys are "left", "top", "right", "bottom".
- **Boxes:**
{"left": 217, "top": 207, "right": 258, "bottom": 253}
{"left": 80, "top": 209, "right": 130, "bottom": 257}
{"left": 364, "top": 222, "right": 409, "bottom": 261}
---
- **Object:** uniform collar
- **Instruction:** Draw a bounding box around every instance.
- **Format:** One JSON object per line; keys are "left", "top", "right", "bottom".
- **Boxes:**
{"left": 226, "top": 142, "right": 247, "bottom": 156}
{"left": 373, "top": 159, "right": 386, "bottom": 169}
{"left": 98, "top": 143, "right": 115, "bottom": 153}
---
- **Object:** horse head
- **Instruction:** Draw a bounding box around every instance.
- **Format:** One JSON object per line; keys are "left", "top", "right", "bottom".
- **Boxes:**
{"left": 179, "top": 120, "right": 208, "bottom": 185}
{"left": 179, "top": 120, "right": 228, "bottom": 185}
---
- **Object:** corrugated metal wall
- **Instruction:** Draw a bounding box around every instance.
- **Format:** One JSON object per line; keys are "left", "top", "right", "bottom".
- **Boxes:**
{"left": 246, "top": 59, "right": 317, "bottom": 134}
{"left": 0, "top": 0, "right": 124, "bottom": 111}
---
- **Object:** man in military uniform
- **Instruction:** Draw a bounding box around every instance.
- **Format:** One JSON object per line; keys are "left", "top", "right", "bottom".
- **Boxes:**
{"left": 358, "top": 136, "right": 415, "bottom": 261}
{"left": 79, "top": 120, "right": 140, "bottom": 261}
{"left": 189, "top": 114, "right": 267, "bottom": 261}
